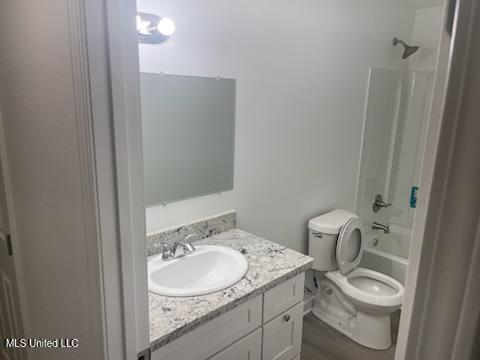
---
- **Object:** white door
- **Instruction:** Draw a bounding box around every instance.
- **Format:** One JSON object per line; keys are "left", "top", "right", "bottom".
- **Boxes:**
{"left": 0, "top": 112, "right": 24, "bottom": 360}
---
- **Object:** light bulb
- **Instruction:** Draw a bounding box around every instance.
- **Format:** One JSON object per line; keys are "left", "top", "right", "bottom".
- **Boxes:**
{"left": 157, "top": 17, "right": 175, "bottom": 36}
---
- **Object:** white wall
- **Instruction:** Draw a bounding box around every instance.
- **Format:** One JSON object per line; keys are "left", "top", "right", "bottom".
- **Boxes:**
{"left": 138, "top": 0, "right": 415, "bottom": 251}
{"left": 0, "top": 1, "right": 103, "bottom": 359}
{"left": 408, "top": 0, "right": 443, "bottom": 8}
{"left": 409, "top": 6, "right": 444, "bottom": 71}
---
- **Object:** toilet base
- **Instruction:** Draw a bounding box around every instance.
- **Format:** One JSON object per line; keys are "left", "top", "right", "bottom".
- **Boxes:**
{"left": 352, "top": 311, "right": 392, "bottom": 350}
{"left": 312, "top": 306, "right": 355, "bottom": 339}
{"left": 313, "top": 306, "right": 392, "bottom": 350}
{"left": 312, "top": 283, "right": 393, "bottom": 351}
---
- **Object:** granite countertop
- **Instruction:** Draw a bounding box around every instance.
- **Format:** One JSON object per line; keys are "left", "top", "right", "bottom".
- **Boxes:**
{"left": 149, "top": 228, "right": 314, "bottom": 351}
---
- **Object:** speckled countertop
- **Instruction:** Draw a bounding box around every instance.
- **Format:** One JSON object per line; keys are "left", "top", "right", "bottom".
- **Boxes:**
{"left": 149, "top": 228, "right": 314, "bottom": 352}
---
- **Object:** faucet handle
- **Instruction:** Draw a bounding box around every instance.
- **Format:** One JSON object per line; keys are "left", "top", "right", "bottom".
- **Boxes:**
{"left": 372, "top": 194, "right": 392, "bottom": 213}
{"left": 160, "top": 243, "right": 173, "bottom": 260}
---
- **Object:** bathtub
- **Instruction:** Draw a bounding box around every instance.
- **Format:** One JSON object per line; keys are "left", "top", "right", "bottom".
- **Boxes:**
{"left": 361, "top": 226, "right": 410, "bottom": 284}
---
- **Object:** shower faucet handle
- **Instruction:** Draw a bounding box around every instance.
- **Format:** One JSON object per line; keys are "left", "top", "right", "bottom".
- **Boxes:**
{"left": 372, "top": 194, "right": 392, "bottom": 213}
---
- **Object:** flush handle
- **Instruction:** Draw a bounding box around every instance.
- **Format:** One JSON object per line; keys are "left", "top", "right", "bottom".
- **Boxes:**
{"left": 283, "top": 314, "right": 291, "bottom": 322}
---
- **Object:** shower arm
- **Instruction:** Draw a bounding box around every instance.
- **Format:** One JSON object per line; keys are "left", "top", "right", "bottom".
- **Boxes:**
{"left": 393, "top": 38, "right": 407, "bottom": 47}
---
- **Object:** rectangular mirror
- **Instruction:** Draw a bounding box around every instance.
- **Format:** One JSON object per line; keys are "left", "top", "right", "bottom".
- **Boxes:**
{"left": 140, "top": 73, "right": 236, "bottom": 205}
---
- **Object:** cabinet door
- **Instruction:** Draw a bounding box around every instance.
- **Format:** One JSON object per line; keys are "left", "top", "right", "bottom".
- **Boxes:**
{"left": 210, "top": 329, "right": 262, "bottom": 360}
{"left": 262, "top": 302, "right": 303, "bottom": 360}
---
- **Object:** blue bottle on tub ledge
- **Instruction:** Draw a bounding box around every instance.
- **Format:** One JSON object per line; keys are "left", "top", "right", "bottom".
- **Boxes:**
{"left": 410, "top": 186, "right": 418, "bottom": 208}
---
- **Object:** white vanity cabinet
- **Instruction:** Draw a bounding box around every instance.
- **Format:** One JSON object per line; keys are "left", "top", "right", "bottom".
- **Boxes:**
{"left": 151, "top": 272, "right": 305, "bottom": 360}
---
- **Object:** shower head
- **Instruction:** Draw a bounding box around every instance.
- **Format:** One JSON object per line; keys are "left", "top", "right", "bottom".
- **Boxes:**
{"left": 393, "top": 37, "right": 419, "bottom": 59}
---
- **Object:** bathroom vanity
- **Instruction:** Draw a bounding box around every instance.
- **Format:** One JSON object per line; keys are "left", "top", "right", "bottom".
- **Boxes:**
{"left": 148, "top": 229, "right": 313, "bottom": 360}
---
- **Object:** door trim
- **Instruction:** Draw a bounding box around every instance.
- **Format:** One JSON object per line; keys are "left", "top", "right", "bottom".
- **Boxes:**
{"left": 83, "top": 0, "right": 150, "bottom": 358}
{"left": 103, "top": 0, "right": 150, "bottom": 356}
{"left": 0, "top": 102, "right": 30, "bottom": 360}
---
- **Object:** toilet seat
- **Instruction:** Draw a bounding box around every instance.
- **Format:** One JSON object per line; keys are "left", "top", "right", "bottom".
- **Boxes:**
{"left": 336, "top": 217, "right": 365, "bottom": 275}
{"left": 326, "top": 268, "right": 404, "bottom": 308}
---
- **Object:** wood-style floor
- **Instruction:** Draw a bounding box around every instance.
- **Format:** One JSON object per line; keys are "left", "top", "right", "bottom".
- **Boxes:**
{"left": 301, "top": 312, "right": 400, "bottom": 360}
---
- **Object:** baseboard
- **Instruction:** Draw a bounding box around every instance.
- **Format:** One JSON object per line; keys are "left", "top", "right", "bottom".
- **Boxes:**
{"left": 304, "top": 307, "right": 312, "bottom": 316}
{"left": 303, "top": 293, "right": 315, "bottom": 316}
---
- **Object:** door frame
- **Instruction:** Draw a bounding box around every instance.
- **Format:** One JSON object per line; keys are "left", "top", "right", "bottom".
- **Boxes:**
{"left": 83, "top": 0, "right": 150, "bottom": 359}
{"left": 0, "top": 106, "right": 30, "bottom": 360}
{"left": 102, "top": 0, "right": 151, "bottom": 356}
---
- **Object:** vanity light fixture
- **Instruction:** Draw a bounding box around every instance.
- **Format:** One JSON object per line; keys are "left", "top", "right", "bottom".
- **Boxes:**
{"left": 137, "top": 12, "right": 175, "bottom": 44}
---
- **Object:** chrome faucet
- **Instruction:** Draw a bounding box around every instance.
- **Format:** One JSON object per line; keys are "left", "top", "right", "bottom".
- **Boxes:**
{"left": 171, "top": 240, "right": 196, "bottom": 257}
{"left": 372, "top": 222, "right": 390, "bottom": 234}
{"left": 160, "top": 234, "right": 198, "bottom": 261}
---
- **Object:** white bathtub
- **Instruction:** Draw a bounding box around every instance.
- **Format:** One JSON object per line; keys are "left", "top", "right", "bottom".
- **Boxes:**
{"left": 361, "top": 226, "right": 410, "bottom": 284}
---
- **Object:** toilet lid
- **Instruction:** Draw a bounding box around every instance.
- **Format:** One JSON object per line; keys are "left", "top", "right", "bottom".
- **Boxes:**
{"left": 336, "top": 217, "right": 365, "bottom": 275}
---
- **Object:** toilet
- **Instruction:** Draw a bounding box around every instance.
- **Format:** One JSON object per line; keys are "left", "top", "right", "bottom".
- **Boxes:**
{"left": 308, "top": 209, "right": 404, "bottom": 350}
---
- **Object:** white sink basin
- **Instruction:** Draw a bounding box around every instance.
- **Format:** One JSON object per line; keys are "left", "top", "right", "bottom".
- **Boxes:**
{"left": 148, "top": 245, "right": 248, "bottom": 297}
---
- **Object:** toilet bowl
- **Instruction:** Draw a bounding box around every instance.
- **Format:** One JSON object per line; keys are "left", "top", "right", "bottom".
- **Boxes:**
{"left": 327, "top": 268, "right": 403, "bottom": 313}
{"left": 326, "top": 268, "right": 404, "bottom": 349}
{"left": 308, "top": 210, "right": 405, "bottom": 349}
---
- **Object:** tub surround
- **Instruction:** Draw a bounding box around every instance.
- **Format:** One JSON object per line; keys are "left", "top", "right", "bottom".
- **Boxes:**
{"left": 149, "top": 228, "right": 313, "bottom": 351}
{"left": 146, "top": 211, "right": 236, "bottom": 256}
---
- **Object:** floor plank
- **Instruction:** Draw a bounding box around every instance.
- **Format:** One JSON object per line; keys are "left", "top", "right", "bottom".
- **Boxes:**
{"left": 301, "top": 311, "right": 400, "bottom": 360}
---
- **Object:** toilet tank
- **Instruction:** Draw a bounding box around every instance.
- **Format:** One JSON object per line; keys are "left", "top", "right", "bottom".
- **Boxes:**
{"left": 308, "top": 209, "right": 358, "bottom": 271}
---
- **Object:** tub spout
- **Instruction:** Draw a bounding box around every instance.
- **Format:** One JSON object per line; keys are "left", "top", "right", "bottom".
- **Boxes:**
{"left": 372, "top": 222, "right": 390, "bottom": 234}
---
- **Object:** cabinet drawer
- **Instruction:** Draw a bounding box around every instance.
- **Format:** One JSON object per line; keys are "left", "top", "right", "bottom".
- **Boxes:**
{"left": 263, "top": 273, "right": 305, "bottom": 322}
{"left": 262, "top": 302, "right": 303, "bottom": 360}
{"left": 209, "top": 328, "right": 262, "bottom": 360}
{"left": 152, "top": 296, "right": 262, "bottom": 360}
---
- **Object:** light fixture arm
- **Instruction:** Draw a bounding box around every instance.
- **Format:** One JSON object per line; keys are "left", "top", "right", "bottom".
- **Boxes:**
{"left": 137, "top": 12, "right": 175, "bottom": 44}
